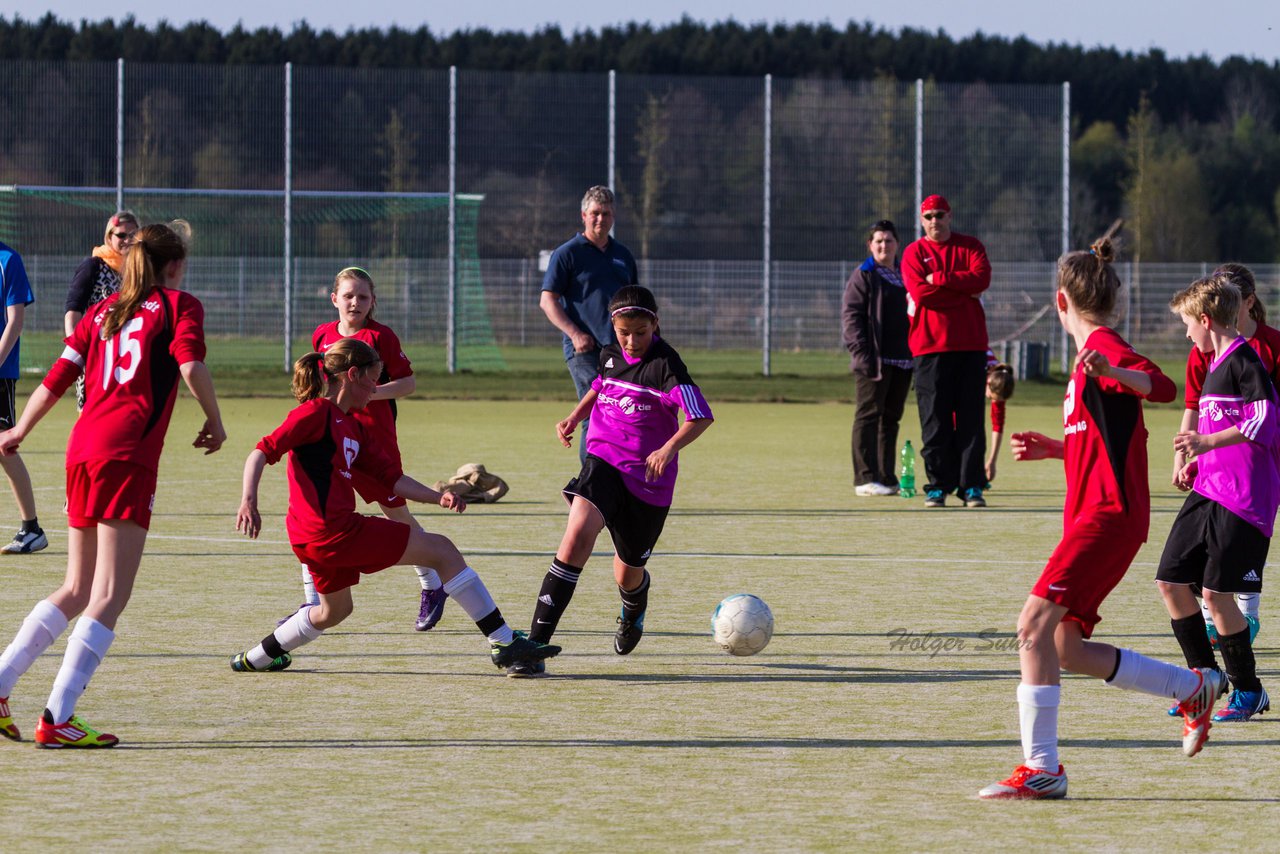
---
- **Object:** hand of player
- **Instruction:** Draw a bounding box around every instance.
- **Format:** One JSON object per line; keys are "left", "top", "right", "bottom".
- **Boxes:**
{"left": 1173, "top": 459, "right": 1198, "bottom": 492}
{"left": 439, "top": 491, "right": 467, "bottom": 513}
{"left": 985, "top": 458, "right": 997, "bottom": 481}
{"left": 236, "top": 498, "right": 261, "bottom": 539}
{"left": 1011, "top": 431, "right": 1060, "bottom": 461}
{"left": 645, "top": 444, "right": 676, "bottom": 482}
{"left": 556, "top": 417, "right": 579, "bottom": 447}
{"left": 1172, "top": 450, "right": 1187, "bottom": 488}
{"left": 193, "top": 418, "right": 226, "bottom": 455}
{"left": 1173, "top": 430, "right": 1210, "bottom": 456}
{"left": 0, "top": 427, "right": 20, "bottom": 456}
{"left": 1075, "top": 348, "right": 1111, "bottom": 378}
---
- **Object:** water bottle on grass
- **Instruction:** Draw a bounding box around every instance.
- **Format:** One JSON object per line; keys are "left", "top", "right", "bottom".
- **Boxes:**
{"left": 899, "top": 441, "right": 916, "bottom": 498}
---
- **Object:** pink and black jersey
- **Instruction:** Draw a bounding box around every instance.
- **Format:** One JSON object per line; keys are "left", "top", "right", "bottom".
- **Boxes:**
{"left": 45, "top": 287, "right": 207, "bottom": 473}
{"left": 312, "top": 319, "right": 413, "bottom": 442}
{"left": 1191, "top": 336, "right": 1280, "bottom": 536}
{"left": 1061, "top": 327, "right": 1176, "bottom": 541}
{"left": 256, "top": 398, "right": 404, "bottom": 545}
{"left": 585, "top": 337, "right": 713, "bottom": 507}
{"left": 1184, "top": 322, "right": 1280, "bottom": 410}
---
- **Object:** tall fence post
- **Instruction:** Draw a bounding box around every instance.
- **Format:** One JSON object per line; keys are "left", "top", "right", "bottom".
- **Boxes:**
{"left": 116, "top": 58, "right": 124, "bottom": 212}
{"left": 762, "top": 73, "right": 772, "bottom": 377}
{"left": 608, "top": 69, "right": 616, "bottom": 196}
{"left": 283, "top": 61, "right": 293, "bottom": 372}
{"left": 1060, "top": 81, "right": 1071, "bottom": 373}
{"left": 447, "top": 65, "right": 458, "bottom": 374}
{"left": 915, "top": 79, "right": 924, "bottom": 238}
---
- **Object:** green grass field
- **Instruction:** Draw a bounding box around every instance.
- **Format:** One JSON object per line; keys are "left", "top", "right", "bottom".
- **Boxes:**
{"left": 1, "top": 395, "right": 1276, "bottom": 851}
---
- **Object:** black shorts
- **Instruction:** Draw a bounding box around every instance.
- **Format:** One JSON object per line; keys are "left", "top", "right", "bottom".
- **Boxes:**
{"left": 564, "top": 455, "right": 669, "bottom": 568}
{"left": 0, "top": 378, "right": 15, "bottom": 429}
{"left": 1156, "top": 492, "right": 1268, "bottom": 594}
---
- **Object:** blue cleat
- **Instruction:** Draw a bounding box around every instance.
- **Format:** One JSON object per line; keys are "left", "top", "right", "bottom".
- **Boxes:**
{"left": 1212, "top": 688, "right": 1270, "bottom": 723}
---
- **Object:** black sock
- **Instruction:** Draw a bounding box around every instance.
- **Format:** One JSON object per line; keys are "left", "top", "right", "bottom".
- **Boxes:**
{"left": 619, "top": 570, "right": 650, "bottom": 622}
{"left": 20, "top": 517, "right": 38, "bottom": 534}
{"left": 1219, "top": 628, "right": 1263, "bottom": 693}
{"left": 529, "top": 559, "right": 582, "bottom": 644}
{"left": 1171, "top": 614, "right": 1219, "bottom": 671}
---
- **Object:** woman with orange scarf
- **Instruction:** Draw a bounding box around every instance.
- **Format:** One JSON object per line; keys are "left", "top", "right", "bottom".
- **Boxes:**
{"left": 63, "top": 211, "right": 140, "bottom": 409}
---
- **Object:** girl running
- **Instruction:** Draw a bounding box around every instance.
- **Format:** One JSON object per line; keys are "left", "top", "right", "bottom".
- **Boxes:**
{"left": 282, "top": 267, "right": 448, "bottom": 632}
{"left": 0, "top": 221, "right": 226, "bottom": 748}
{"left": 230, "top": 338, "right": 557, "bottom": 673}
{"left": 1173, "top": 263, "right": 1277, "bottom": 646}
{"left": 509, "top": 285, "right": 713, "bottom": 677}
{"left": 979, "top": 233, "right": 1226, "bottom": 799}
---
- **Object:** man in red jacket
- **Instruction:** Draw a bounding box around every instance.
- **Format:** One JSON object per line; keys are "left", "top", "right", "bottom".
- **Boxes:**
{"left": 901, "top": 194, "right": 992, "bottom": 508}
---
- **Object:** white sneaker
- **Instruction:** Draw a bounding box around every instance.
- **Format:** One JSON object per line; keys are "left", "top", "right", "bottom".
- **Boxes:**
{"left": 855, "top": 482, "right": 898, "bottom": 497}
{"left": 1, "top": 529, "right": 47, "bottom": 554}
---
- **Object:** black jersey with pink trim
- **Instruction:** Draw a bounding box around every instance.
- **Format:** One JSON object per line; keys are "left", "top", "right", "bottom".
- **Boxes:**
{"left": 584, "top": 337, "right": 712, "bottom": 506}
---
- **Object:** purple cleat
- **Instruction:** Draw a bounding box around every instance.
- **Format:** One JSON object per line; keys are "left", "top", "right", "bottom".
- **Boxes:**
{"left": 415, "top": 587, "right": 447, "bottom": 632}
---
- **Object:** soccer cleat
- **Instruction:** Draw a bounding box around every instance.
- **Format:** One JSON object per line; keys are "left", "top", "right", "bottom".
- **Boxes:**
{"left": 924, "top": 489, "right": 947, "bottom": 508}
{"left": 415, "top": 587, "right": 447, "bottom": 632}
{"left": 34, "top": 712, "right": 118, "bottom": 748}
{"left": 230, "top": 651, "right": 292, "bottom": 672}
{"left": 505, "top": 659, "right": 547, "bottom": 678}
{"left": 1205, "top": 620, "right": 1220, "bottom": 649}
{"left": 614, "top": 610, "right": 645, "bottom": 655}
{"left": 1, "top": 528, "right": 48, "bottom": 555}
{"left": 854, "top": 482, "right": 898, "bottom": 497}
{"left": 1212, "top": 688, "right": 1270, "bottom": 723}
{"left": 963, "top": 488, "right": 987, "bottom": 508}
{"left": 978, "top": 764, "right": 1068, "bottom": 800}
{"left": 1178, "top": 667, "right": 1228, "bottom": 756}
{"left": 0, "top": 696, "right": 19, "bottom": 742}
{"left": 491, "top": 630, "right": 561, "bottom": 669}
{"left": 1246, "top": 615, "right": 1261, "bottom": 645}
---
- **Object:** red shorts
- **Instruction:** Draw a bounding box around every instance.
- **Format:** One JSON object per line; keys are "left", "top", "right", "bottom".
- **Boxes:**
{"left": 290, "top": 514, "right": 411, "bottom": 594}
{"left": 1031, "top": 515, "right": 1143, "bottom": 638}
{"left": 65, "top": 460, "right": 158, "bottom": 530}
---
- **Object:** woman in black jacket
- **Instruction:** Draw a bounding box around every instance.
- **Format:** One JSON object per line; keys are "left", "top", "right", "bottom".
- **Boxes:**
{"left": 841, "top": 220, "right": 913, "bottom": 495}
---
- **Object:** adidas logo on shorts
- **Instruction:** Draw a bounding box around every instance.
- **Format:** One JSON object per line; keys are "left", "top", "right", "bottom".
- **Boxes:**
{"left": 1244, "top": 569, "right": 1261, "bottom": 582}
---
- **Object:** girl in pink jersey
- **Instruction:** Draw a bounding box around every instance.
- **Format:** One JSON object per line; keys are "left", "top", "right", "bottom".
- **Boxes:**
{"left": 979, "top": 233, "right": 1224, "bottom": 799}
{"left": 0, "top": 221, "right": 227, "bottom": 748}
{"left": 508, "top": 285, "right": 714, "bottom": 677}
{"left": 230, "top": 338, "right": 557, "bottom": 674}
{"left": 282, "top": 267, "right": 449, "bottom": 632}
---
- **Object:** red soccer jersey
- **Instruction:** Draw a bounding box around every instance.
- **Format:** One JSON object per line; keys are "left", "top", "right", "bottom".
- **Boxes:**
{"left": 1184, "top": 322, "right": 1280, "bottom": 410}
{"left": 44, "top": 287, "right": 207, "bottom": 473}
{"left": 312, "top": 319, "right": 413, "bottom": 442}
{"left": 1061, "top": 327, "right": 1176, "bottom": 541}
{"left": 256, "top": 398, "right": 404, "bottom": 545}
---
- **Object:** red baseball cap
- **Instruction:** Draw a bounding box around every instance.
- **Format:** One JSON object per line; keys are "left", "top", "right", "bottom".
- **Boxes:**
{"left": 921, "top": 194, "right": 951, "bottom": 214}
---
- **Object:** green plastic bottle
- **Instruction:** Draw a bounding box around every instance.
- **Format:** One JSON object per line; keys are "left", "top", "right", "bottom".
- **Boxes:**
{"left": 899, "top": 440, "right": 916, "bottom": 498}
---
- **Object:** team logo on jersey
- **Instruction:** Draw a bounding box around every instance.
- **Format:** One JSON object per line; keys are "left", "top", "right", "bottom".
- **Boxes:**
{"left": 1063, "top": 378, "right": 1077, "bottom": 421}
{"left": 343, "top": 436, "right": 361, "bottom": 469}
{"left": 598, "top": 391, "right": 651, "bottom": 416}
{"left": 1202, "top": 401, "right": 1237, "bottom": 423}
{"left": 605, "top": 358, "right": 615, "bottom": 368}
{"left": 141, "top": 298, "right": 161, "bottom": 313}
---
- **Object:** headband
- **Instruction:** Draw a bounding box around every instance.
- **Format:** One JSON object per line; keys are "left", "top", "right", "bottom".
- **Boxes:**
{"left": 610, "top": 306, "right": 657, "bottom": 319}
{"left": 338, "top": 266, "right": 372, "bottom": 278}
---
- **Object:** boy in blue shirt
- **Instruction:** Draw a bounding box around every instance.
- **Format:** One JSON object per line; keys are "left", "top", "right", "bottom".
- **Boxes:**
{"left": 0, "top": 242, "right": 44, "bottom": 554}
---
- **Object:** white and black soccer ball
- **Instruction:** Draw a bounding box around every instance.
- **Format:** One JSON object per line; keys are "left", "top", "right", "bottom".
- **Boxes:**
{"left": 711, "top": 594, "right": 774, "bottom": 656}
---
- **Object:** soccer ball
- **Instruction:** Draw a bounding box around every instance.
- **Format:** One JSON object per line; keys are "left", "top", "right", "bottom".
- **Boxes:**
{"left": 711, "top": 594, "right": 774, "bottom": 656}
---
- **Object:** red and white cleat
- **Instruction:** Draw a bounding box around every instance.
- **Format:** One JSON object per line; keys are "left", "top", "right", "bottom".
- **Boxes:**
{"left": 1178, "top": 667, "right": 1227, "bottom": 757}
{"left": 978, "top": 764, "right": 1068, "bottom": 800}
{"left": 34, "top": 713, "right": 118, "bottom": 749}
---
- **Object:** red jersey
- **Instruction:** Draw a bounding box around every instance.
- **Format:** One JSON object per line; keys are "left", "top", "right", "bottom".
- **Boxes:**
{"left": 900, "top": 232, "right": 991, "bottom": 356}
{"left": 990, "top": 399, "right": 1007, "bottom": 433}
{"left": 256, "top": 398, "right": 404, "bottom": 545}
{"left": 1184, "top": 322, "right": 1280, "bottom": 410}
{"left": 44, "top": 287, "right": 207, "bottom": 473}
{"left": 312, "top": 319, "right": 412, "bottom": 442}
{"left": 1061, "top": 327, "right": 1176, "bottom": 541}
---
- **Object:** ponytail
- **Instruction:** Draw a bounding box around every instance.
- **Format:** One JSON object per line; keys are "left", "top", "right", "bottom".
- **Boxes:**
{"left": 291, "top": 338, "right": 380, "bottom": 404}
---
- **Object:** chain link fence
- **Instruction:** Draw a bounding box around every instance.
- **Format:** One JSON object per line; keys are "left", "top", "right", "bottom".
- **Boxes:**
{"left": 2, "top": 59, "right": 1255, "bottom": 376}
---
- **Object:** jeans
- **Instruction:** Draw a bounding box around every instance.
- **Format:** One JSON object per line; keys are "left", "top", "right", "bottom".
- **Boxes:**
{"left": 566, "top": 350, "right": 601, "bottom": 464}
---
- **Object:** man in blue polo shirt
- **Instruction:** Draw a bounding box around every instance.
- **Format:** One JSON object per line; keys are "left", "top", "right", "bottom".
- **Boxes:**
{"left": 540, "top": 185, "right": 639, "bottom": 463}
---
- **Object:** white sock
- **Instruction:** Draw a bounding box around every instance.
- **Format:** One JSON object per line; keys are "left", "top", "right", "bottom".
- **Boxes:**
{"left": 247, "top": 606, "right": 324, "bottom": 669}
{"left": 301, "top": 565, "right": 319, "bottom": 606}
{"left": 0, "top": 600, "right": 70, "bottom": 697}
{"left": 1016, "top": 683, "right": 1060, "bottom": 770}
{"left": 1106, "top": 648, "right": 1202, "bottom": 700}
{"left": 45, "top": 617, "right": 115, "bottom": 724}
{"left": 414, "top": 566, "right": 443, "bottom": 591}
{"left": 1237, "top": 592, "right": 1261, "bottom": 619}
{"left": 1200, "top": 597, "right": 1214, "bottom": 627}
{"left": 443, "top": 567, "right": 513, "bottom": 644}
